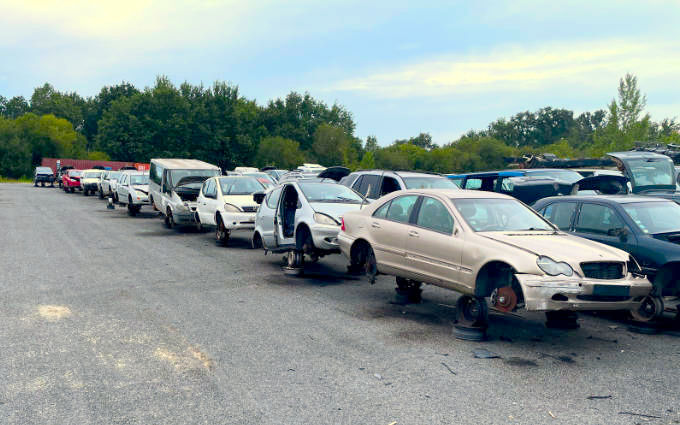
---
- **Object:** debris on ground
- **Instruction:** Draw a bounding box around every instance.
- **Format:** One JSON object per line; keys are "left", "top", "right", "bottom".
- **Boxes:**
{"left": 548, "top": 411, "right": 556, "bottom": 418}
{"left": 441, "top": 362, "right": 457, "bottom": 375}
{"left": 374, "top": 373, "right": 382, "bottom": 380}
{"left": 472, "top": 348, "right": 501, "bottom": 359}
{"left": 618, "top": 411, "right": 661, "bottom": 419}
{"left": 587, "top": 395, "right": 612, "bottom": 400}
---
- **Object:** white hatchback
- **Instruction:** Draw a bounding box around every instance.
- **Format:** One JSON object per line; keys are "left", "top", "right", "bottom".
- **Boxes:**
{"left": 196, "top": 176, "right": 265, "bottom": 245}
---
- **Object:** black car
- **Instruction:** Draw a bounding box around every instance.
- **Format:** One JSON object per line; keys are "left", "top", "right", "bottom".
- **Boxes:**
{"left": 33, "top": 166, "right": 55, "bottom": 187}
{"left": 533, "top": 195, "right": 680, "bottom": 321}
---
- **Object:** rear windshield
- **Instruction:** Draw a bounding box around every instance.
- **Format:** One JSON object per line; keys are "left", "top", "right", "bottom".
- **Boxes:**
{"left": 218, "top": 177, "right": 264, "bottom": 195}
{"left": 84, "top": 171, "right": 102, "bottom": 179}
{"left": 403, "top": 177, "right": 458, "bottom": 189}
{"left": 36, "top": 167, "right": 52, "bottom": 174}
{"left": 70, "top": 171, "right": 82, "bottom": 177}
{"left": 169, "top": 169, "right": 221, "bottom": 187}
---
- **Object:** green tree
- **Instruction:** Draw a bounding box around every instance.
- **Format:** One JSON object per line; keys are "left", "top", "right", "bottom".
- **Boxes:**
{"left": 30, "top": 83, "right": 86, "bottom": 130}
{"left": 4, "top": 96, "right": 30, "bottom": 119}
{"left": 311, "top": 124, "right": 353, "bottom": 166}
{"left": 256, "top": 136, "right": 305, "bottom": 169}
{"left": 364, "top": 135, "right": 379, "bottom": 152}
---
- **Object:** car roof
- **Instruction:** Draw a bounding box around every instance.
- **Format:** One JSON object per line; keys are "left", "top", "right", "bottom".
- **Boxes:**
{"left": 536, "top": 195, "right": 672, "bottom": 204}
{"left": 395, "top": 188, "right": 514, "bottom": 200}
{"left": 352, "top": 169, "right": 443, "bottom": 178}
{"left": 608, "top": 151, "right": 670, "bottom": 160}
{"left": 151, "top": 158, "right": 220, "bottom": 170}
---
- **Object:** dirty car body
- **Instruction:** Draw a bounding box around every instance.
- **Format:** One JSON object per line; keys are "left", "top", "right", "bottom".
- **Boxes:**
{"left": 339, "top": 189, "right": 651, "bottom": 314}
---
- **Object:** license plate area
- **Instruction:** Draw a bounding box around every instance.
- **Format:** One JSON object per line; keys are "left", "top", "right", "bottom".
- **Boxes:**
{"left": 593, "top": 285, "right": 630, "bottom": 297}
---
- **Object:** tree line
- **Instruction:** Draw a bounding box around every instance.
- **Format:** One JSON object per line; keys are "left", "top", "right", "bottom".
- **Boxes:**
{"left": 1, "top": 73, "right": 678, "bottom": 178}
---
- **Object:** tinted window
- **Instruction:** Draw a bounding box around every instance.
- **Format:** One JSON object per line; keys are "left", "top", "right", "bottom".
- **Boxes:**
{"left": 403, "top": 177, "right": 457, "bottom": 189}
{"left": 266, "top": 187, "right": 282, "bottom": 209}
{"left": 575, "top": 203, "right": 624, "bottom": 235}
{"left": 386, "top": 195, "right": 419, "bottom": 223}
{"left": 129, "top": 174, "right": 149, "bottom": 185}
{"left": 373, "top": 200, "right": 391, "bottom": 218}
{"left": 351, "top": 175, "right": 364, "bottom": 192}
{"left": 357, "top": 174, "right": 380, "bottom": 198}
{"left": 150, "top": 163, "right": 163, "bottom": 185}
{"left": 541, "top": 202, "right": 577, "bottom": 230}
{"left": 380, "top": 177, "right": 401, "bottom": 196}
{"left": 203, "top": 179, "right": 215, "bottom": 197}
{"left": 416, "top": 197, "right": 454, "bottom": 234}
{"left": 465, "top": 179, "right": 482, "bottom": 190}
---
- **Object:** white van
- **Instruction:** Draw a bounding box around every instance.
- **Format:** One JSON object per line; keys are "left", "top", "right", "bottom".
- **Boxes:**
{"left": 149, "top": 159, "right": 221, "bottom": 228}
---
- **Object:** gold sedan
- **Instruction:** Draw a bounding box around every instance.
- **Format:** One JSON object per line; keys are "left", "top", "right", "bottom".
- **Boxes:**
{"left": 338, "top": 189, "right": 652, "bottom": 334}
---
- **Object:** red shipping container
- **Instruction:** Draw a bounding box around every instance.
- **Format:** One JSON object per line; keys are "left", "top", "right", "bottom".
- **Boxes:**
{"left": 41, "top": 158, "right": 150, "bottom": 172}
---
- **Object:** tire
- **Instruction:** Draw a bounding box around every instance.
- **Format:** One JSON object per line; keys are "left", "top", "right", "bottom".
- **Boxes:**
{"left": 34, "top": 182, "right": 38, "bottom": 187}
{"left": 83, "top": 189, "right": 88, "bottom": 196}
{"left": 297, "top": 227, "right": 318, "bottom": 262}
{"left": 98, "top": 189, "right": 104, "bottom": 199}
{"left": 630, "top": 295, "right": 664, "bottom": 322}
{"left": 40, "top": 182, "right": 45, "bottom": 187}
{"left": 215, "top": 216, "right": 229, "bottom": 246}
{"left": 251, "top": 232, "right": 263, "bottom": 250}
{"left": 127, "top": 199, "right": 137, "bottom": 216}
{"left": 365, "top": 245, "right": 377, "bottom": 283}
{"left": 164, "top": 209, "right": 174, "bottom": 229}
{"left": 456, "top": 295, "right": 489, "bottom": 329}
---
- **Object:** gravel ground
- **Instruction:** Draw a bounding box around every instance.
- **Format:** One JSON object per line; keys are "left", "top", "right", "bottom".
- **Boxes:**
{"left": 1, "top": 183, "right": 679, "bottom": 425}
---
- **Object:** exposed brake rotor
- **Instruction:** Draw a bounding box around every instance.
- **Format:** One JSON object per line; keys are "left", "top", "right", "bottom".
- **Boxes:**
{"left": 492, "top": 286, "right": 518, "bottom": 312}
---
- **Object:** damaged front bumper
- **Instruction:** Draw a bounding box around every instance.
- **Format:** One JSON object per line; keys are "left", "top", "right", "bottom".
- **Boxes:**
{"left": 311, "top": 224, "right": 342, "bottom": 252}
{"left": 515, "top": 273, "right": 652, "bottom": 312}
{"left": 222, "top": 212, "right": 257, "bottom": 230}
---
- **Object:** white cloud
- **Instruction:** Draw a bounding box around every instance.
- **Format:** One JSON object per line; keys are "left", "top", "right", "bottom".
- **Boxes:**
{"left": 330, "top": 39, "right": 680, "bottom": 98}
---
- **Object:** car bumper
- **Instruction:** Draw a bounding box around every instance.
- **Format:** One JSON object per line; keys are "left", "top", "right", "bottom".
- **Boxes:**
{"left": 337, "top": 232, "right": 354, "bottom": 259}
{"left": 35, "top": 176, "right": 54, "bottom": 182}
{"left": 515, "top": 273, "right": 652, "bottom": 312}
{"left": 82, "top": 183, "right": 98, "bottom": 190}
{"left": 222, "top": 212, "right": 257, "bottom": 230}
{"left": 310, "top": 224, "right": 342, "bottom": 252}
{"left": 130, "top": 195, "right": 150, "bottom": 205}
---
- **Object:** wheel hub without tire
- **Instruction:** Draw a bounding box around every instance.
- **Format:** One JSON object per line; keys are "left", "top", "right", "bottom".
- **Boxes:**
{"left": 491, "top": 286, "right": 517, "bottom": 313}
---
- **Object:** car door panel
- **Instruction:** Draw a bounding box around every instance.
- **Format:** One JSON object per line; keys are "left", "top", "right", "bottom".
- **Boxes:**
{"left": 370, "top": 195, "right": 419, "bottom": 273}
{"left": 403, "top": 196, "right": 464, "bottom": 289}
{"left": 260, "top": 188, "right": 281, "bottom": 248}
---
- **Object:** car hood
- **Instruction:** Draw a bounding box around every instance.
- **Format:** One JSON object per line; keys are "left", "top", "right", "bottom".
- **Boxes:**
{"left": 132, "top": 184, "right": 149, "bottom": 193}
{"left": 223, "top": 194, "right": 258, "bottom": 209}
{"left": 310, "top": 202, "right": 362, "bottom": 222}
{"left": 480, "top": 231, "right": 628, "bottom": 263}
{"left": 82, "top": 178, "right": 99, "bottom": 183}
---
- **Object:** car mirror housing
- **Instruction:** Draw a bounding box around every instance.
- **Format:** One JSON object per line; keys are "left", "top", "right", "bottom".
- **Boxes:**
{"left": 253, "top": 191, "right": 266, "bottom": 205}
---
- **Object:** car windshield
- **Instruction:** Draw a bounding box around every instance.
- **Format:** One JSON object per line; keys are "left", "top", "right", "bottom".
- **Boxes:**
{"left": 299, "top": 183, "right": 363, "bottom": 203}
{"left": 627, "top": 158, "right": 674, "bottom": 187}
{"left": 527, "top": 170, "right": 583, "bottom": 184}
{"left": 169, "top": 169, "right": 220, "bottom": 187}
{"left": 36, "top": 167, "right": 52, "bottom": 174}
{"left": 70, "top": 171, "right": 82, "bottom": 177}
{"left": 622, "top": 201, "right": 680, "bottom": 234}
{"left": 244, "top": 173, "right": 276, "bottom": 187}
{"left": 218, "top": 177, "right": 264, "bottom": 195}
{"left": 109, "top": 172, "right": 121, "bottom": 180}
{"left": 84, "top": 171, "right": 102, "bottom": 179}
{"left": 129, "top": 174, "right": 149, "bottom": 185}
{"left": 453, "top": 198, "right": 553, "bottom": 232}
{"left": 403, "top": 177, "right": 458, "bottom": 189}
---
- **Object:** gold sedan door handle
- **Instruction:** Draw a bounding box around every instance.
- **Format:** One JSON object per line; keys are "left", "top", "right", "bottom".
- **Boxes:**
{"left": 408, "top": 230, "right": 419, "bottom": 238}
{"left": 371, "top": 222, "right": 381, "bottom": 229}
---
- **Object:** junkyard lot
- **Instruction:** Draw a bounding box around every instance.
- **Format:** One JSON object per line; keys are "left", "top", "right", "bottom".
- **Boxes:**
{"left": 1, "top": 184, "right": 678, "bottom": 425}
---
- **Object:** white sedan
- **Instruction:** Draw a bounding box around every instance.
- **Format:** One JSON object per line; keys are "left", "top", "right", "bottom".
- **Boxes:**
{"left": 116, "top": 171, "right": 150, "bottom": 216}
{"left": 196, "top": 176, "right": 265, "bottom": 245}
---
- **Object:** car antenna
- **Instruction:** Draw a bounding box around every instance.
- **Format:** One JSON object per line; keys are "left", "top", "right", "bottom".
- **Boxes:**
{"left": 360, "top": 185, "right": 371, "bottom": 209}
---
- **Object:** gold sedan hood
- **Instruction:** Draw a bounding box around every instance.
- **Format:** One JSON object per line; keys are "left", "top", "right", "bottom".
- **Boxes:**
{"left": 480, "top": 231, "right": 629, "bottom": 263}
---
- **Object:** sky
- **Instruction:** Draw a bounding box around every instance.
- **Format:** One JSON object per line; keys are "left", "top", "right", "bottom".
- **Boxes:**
{"left": 1, "top": 0, "right": 679, "bottom": 146}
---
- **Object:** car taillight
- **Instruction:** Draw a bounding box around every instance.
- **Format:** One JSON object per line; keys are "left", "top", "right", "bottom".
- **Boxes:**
{"left": 341, "top": 217, "right": 346, "bottom": 232}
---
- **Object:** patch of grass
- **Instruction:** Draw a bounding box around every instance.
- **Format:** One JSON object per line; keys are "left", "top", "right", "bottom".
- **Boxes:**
{"left": 0, "top": 176, "right": 33, "bottom": 183}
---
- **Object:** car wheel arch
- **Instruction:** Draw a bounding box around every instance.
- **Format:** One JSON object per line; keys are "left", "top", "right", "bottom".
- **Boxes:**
{"left": 349, "top": 238, "right": 371, "bottom": 266}
{"left": 295, "top": 223, "right": 312, "bottom": 250}
{"left": 474, "top": 261, "right": 520, "bottom": 298}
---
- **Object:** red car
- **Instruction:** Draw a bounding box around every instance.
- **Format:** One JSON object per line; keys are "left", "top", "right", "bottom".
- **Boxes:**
{"left": 62, "top": 169, "right": 83, "bottom": 193}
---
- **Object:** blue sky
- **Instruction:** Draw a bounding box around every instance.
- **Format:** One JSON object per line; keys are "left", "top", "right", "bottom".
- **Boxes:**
{"left": 1, "top": 0, "right": 679, "bottom": 145}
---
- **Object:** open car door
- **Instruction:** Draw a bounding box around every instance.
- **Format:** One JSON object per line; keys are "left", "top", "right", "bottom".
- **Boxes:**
{"left": 273, "top": 184, "right": 298, "bottom": 251}
{"left": 317, "top": 166, "right": 351, "bottom": 182}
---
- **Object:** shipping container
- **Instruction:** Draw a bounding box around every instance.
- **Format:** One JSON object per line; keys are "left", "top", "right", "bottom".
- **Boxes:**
{"left": 41, "top": 158, "right": 150, "bottom": 172}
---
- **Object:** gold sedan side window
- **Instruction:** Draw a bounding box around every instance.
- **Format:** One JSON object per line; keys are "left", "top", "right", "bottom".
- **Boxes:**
{"left": 416, "top": 197, "right": 454, "bottom": 234}
{"left": 386, "top": 195, "right": 419, "bottom": 223}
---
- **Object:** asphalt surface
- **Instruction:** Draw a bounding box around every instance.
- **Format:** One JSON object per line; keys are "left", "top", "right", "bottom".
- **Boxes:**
{"left": 1, "top": 183, "right": 679, "bottom": 425}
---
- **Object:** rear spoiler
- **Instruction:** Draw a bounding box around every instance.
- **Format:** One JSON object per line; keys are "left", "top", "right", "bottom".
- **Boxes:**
{"left": 317, "top": 166, "right": 351, "bottom": 182}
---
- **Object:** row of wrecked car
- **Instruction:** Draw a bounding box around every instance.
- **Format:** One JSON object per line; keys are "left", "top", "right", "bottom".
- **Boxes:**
{"left": 51, "top": 151, "right": 680, "bottom": 340}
